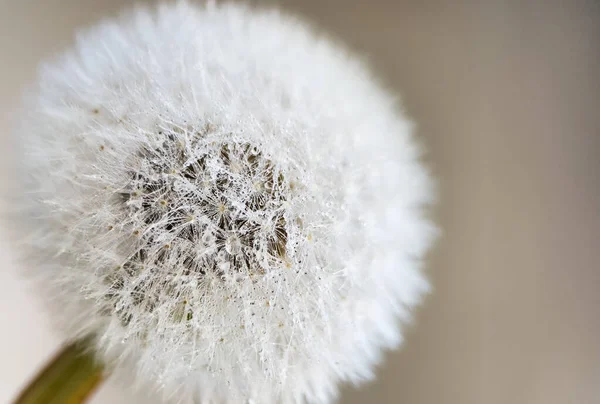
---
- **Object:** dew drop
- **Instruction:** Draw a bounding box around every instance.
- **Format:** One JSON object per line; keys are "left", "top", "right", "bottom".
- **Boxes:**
{"left": 225, "top": 234, "right": 242, "bottom": 255}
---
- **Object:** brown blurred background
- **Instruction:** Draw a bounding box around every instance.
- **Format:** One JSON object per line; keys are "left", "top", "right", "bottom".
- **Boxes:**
{"left": 1, "top": 1, "right": 599, "bottom": 403}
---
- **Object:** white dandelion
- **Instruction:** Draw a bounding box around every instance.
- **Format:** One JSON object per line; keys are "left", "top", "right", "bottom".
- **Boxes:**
{"left": 15, "top": 1, "right": 437, "bottom": 403}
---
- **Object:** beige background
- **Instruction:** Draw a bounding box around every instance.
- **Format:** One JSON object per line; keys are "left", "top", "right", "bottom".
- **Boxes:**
{"left": 1, "top": 1, "right": 599, "bottom": 403}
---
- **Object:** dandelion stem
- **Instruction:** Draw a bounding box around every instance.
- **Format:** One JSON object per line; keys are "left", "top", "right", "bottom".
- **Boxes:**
{"left": 13, "top": 338, "right": 104, "bottom": 404}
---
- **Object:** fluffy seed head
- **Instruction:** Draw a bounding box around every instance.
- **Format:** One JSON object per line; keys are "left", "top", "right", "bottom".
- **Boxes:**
{"left": 16, "top": 2, "right": 437, "bottom": 403}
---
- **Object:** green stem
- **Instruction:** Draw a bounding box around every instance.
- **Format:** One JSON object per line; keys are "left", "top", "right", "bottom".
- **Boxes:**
{"left": 13, "top": 339, "right": 105, "bottom": 404}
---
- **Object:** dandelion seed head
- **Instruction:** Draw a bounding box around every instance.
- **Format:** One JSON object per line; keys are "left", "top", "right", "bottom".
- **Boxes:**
{"left": 16, "top": 2, "right": 437, "bottom": 403}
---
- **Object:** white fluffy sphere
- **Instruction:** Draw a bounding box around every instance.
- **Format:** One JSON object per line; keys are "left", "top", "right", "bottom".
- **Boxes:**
{"left": 17, "top": 2, "right": 436, "bottom": 403}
